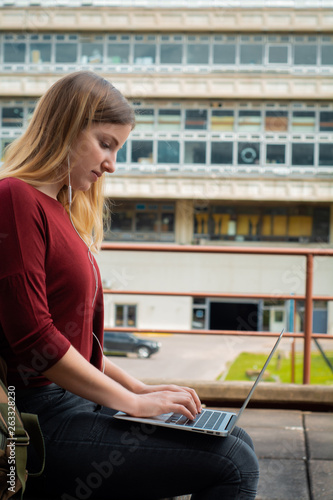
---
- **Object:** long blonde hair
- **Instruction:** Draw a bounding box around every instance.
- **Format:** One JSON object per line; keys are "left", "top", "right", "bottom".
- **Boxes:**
{"left": 0, "top": 71, "right": 135, "bottom": 252}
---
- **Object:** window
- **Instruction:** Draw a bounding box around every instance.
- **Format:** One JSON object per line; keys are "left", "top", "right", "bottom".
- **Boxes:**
{"left": 131, "top": 140, "right": 153, "bottom": 163}
{"left": 160, "top": 44, "right": 183, "bottom": 64}
{"left": 238, "top": 111, "right": 262, "bottom": 132}
{"left": 158, "top": 109, "right": 181, "bottom": 130}
{"left": 4, "top": 43, "right": 26, "bottom": 63}
{"left": 81, "top": 43, "right": 103, "bottom": 64}
{"left": 294, "top": 45, "right": 317, "bottom": 65}
{"left": 240, "top": 44, "right": 263, "bottom": 64}
{"left": 184, "top": 142, "right": 206, "bottom": 164}
{"left": 210, "top": 110, "right": 234, "bottom": 131}
{"left": 266, "top": 144, "right": 286, "bottom": 164}
{"left": 107, "top": 43, "right": 130, "bottom": 64}
{"left": 292, "top": 143, "right": 314, "bottom": 166}
{"left": 110, "top": 206, "right": 134, "bottom": 232}
{"left": 291, "top": 111, "right": 315, "bottom": 132}
{"left": 213, "top": 44, "right": 236, "bottom": 64}
{"left": 117, "top": 143, "right": 127, "bottom": 163}
{"left": 238, "top": 142, "right": 260, "bottom": 165}
{"left": 1, "top": 138, "right": 13, "bottom": 161}
{"left": 320, "top": 111, "right": 333, "bottom": 131}
{"left": 135, "top": 109, "right": 155, "bottom": 130}
{"left": 185, "top": 110, "right": 207, "bottom": 130}
{"left": 265, "top": 111, "right": 288, "bottom": 132}
{"left": 321, "top": 45, "right": 333, "bottom": 65}
{"left": 1, "top": 107, "right": 24, "bottom": 127}
{"left": 105, "top": 202, "right": 175, "bottom": 242}
{"left": 268, "top": 45, "right": 288, "bottom": 64}
{"left": 136, "top": 211, "right": 158, "bottom": 232}
{"left": 187, "top": 44, "right": 209, "bottom": 64}
{"left": 192, "top": 204, "right": 330, "bottom": 243}
{"left": 115, "top": 305, "right": 137, "bottom": 327}
{"left": 29, "top": 43, "right": 51, "bottom": 63}
{"left": 319, "top": 144, "right": 333, "bottom": 166}
{"left": 55, "top": 43, "right": 77, "bottom": 63}
{"left": 211, "top": 142, "right": 233, "bottom": 164}
{"left": 134, "top": 44, "right": 156, "bottom": 64}
{"left": 157, "top": 141, "right": 180, "bottom": 164}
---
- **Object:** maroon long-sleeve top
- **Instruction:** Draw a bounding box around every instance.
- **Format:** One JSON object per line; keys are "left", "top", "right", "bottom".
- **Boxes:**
{"left": 0, "top": 177, "right": 104, "bottom": 389}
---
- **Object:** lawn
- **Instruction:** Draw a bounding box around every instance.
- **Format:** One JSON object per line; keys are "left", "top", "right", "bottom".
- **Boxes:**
{"left": 221, "top": 350, "right": 333, "bottom": 385}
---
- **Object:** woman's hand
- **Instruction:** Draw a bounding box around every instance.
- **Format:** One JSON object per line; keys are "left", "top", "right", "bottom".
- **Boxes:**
{"left": 130, "top": 383, "right": 202, "bottom": 420}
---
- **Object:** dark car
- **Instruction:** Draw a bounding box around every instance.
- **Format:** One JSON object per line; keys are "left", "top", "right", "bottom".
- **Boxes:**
{"left": 103, "top": 331, "right": 161, "bottom": 358}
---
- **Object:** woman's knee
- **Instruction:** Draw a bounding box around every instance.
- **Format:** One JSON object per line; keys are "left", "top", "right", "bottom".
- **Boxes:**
{"left": 232, "top": 426, "right": 256, "bottom": 451}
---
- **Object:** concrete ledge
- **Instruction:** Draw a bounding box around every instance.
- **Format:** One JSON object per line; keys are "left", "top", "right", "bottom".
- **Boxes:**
{"left": 142, "top": 379, "right": 333, "bottom": 410}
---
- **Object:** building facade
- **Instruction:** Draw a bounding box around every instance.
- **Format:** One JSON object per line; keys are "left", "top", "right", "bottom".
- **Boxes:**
{"left": 1, "top": 0, "right": 332, "bottom": 334}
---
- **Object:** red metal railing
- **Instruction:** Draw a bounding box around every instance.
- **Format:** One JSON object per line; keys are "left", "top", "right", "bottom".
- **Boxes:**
{"left": 101, "top": 243, "right": 333, "bottom": 384}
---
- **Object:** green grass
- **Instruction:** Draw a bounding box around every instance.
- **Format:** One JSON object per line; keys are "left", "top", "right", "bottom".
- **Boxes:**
{"left": 221, "top": 350, "right": 333, "bottom": 385}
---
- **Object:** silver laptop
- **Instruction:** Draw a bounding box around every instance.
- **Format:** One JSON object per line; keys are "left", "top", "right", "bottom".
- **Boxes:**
{"left": 114, "top": 329, "right": 284, "bottom": 437}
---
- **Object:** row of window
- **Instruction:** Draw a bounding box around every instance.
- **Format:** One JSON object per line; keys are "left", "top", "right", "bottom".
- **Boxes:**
{"left": 2, "top": 101, "right": 332, "bottom": 134}
{"left": 1, "top": 102, "right": 332, "bottom": 168}
{"left": 1, "top": 33, "right": 332, "bottom": 70}
{"left": 104, "top": 202, "right": 330, "bottom": 244}
{"left": 2, "top": 134, "right": 332, "bottom": 169}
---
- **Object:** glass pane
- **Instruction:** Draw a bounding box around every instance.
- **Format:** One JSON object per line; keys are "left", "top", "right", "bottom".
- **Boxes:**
{"left": 291, "top": 111, "right": 315, "bottom": 132}
{"left": 185, "top": 110, "right": 207, "bottom": 130}
{"left": 55, "top": 43, "right": 77, "bottom": 63}
{"left": 4, "top": 43, "right": 26, "bottom": 63}
{"left": 161, "top": 213, "right": 175, "bottom": 232}
{"left": 134, "top": 44, "right": 156, "bottom": 64}
{"left": 158, "top": 109, "right": 181, "bottom": 130}
{"left": 213, "top": 44, "right": 236, "bottom": 64}
{"left": 157, "top": 141, "right": 180, "bottom": 163}
{"left": 184, "top": 142, "right": 206, "bottom": 164}
{"left": 81, "top": 43, "right": 103, "bottom": 64}
{"left": 136, "top": 212, "right": 158, "bottom": 232}
{"left": 238, "top": 142, "right": 260, "bottom": 165}
{"left": 1, "top": 138, "right": 13, "bottom": 161}
{"left": 320, "top": 111, "right": 333, "bottom": 131}
{"left": 268, "top": 45, "right": 288, "bottom": 63}
{"left": 211, "top": 110, "right": 234, "bottom": 131}
{"left": 192, "top": 308, "right": 206, "bottom": 329}
{"left": 115, "top": 305, "right": 124, "bottom": 326}
{"left": 292, "top": 143, "right": 314, "bottom": 166}
{"left": 238, "top": 110, "right": 262, "bottom": 132}
{"left": 187, "top": 44, "right": 209, "bottom": 64}
{"left": 211, "top": 142, "right": 233, "bottom": 164}
{"left": 240, "top": 44, "right": 263, "bottom": 64}
{"left": 111, "top": 208, "right": 133, "bottom": 231}
{"left": 160, "top": 44, "right": 182, "bottom": 64}
{"left": 265, "top": 111, "right": 288, "bottom": 132}
{"left": 107, "top": 43, "right": 130, "bottom": 64}
{"left": 117, "top": 142, "right": 127, "bottom": 163}
{"left": 30, "top": 43, "right": 51, "bottom": 63}
{"left": 135, "top": 109, "right": 155, "bottom": 130}
{"left": 1, "top": 107, "right": 24, "bottom": 127}
{"left": 127, "top": 305, "right": 136, "bottom": 327}
{"left": 319, "top": 144, "right": 333, "bottom": 166}
{"left": 294, "top": 45, "right": 317, "bottom": 65}
{"left": 131, "top": 140, "right": 153, "bottom": 163}
{"left": 266, "top": 144, "right": 286, "bottom": 164}
{"left": 321, "top": 45, "right": 333, "bottom": 65}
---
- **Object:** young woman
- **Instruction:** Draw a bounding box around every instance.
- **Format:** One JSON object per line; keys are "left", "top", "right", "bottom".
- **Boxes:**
{"left": 0, "top": 71, "right": 259, "bottom": 499}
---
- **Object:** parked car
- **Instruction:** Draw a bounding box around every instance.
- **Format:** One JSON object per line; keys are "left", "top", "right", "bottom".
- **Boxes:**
{"left": 103, "top": 331, "right": 161, "bottom": 359}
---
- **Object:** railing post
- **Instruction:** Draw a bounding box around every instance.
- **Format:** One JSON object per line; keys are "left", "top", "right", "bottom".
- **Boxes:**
{"left": 303, "top": 253, "right": 314, "bottom": 384}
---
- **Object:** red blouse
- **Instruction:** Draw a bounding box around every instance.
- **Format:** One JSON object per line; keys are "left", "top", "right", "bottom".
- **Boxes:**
{"left": 0, "top": 177, "right": 104, "bottom": 389}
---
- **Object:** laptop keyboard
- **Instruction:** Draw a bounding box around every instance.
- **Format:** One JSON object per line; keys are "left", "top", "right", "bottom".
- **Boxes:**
{"left": 166, "top": 410, "right": 227, "bottom": 431}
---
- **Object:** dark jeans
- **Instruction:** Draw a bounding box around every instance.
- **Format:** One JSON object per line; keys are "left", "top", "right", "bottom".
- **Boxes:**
{"left": 17, "top": 384, "right": 259, "bottom": 500}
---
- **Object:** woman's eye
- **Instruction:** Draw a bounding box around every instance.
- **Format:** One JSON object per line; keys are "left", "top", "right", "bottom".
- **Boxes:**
{"left": 101, "top": 142, "right": 110, "bottom": 149}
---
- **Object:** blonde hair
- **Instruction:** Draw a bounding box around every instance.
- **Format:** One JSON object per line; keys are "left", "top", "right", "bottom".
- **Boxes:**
{"left": 0, "top": 71, "right": 135, "bottom": 252}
